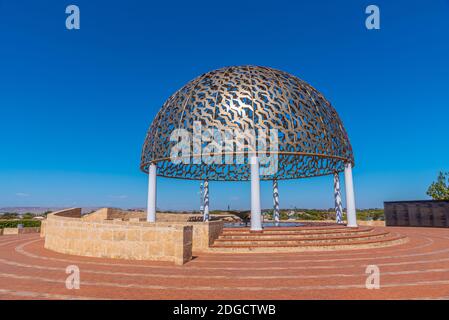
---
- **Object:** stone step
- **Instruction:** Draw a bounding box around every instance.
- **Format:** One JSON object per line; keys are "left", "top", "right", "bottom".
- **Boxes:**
{"left": 220, "top": 228, "right": 374, "bottom": 239}
{"left": 208, "top": 233, "right": 407, "bottom": 253}
{"left": 222, "top": 226, "right": 369, "bottom": 235}
{"left": 214, "top": 231, "right": 390, "bottom": 245}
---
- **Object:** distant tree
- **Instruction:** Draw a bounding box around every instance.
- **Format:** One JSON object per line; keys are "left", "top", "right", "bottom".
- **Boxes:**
{"left": 1, "top": 212, "right": 19, "bottom": 220}
{"left": 22, "top": 213, "right": 34, "bottom": 219}
{"left": 427, "top": 172, "right": 449, "bottom": 200}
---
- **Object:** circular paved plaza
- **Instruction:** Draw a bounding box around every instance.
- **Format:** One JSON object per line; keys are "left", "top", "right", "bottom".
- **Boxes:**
{"left": 1, "top": 227, "right": 449, "bottom": 300}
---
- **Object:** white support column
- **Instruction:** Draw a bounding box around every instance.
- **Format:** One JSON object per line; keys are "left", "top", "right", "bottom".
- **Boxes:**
{"left": 146, "top": 163, "right": 157, "bottom": 222}
{"left": 203, "top": 179, "right": 209, "bottom": 222}
{"left": 333, "top": 172, "right": 343, "bottom": 224}
{"left": 250, "top": 156, "right": 262, "bottom": 231}
{"left": 344, "top": 162, "right": 357, "bottom": 227}
{"left": 273, "top": 179, "right": 280, "bottom": 225}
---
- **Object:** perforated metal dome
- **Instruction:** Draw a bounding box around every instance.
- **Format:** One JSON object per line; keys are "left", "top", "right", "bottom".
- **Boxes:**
{"left": 141, "top": 65, "right": 353, "bottom": 181}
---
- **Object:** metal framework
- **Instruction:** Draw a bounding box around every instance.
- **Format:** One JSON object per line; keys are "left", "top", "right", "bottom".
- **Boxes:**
{"left": 140, "top": 65, "right": 354, "bottom": 181}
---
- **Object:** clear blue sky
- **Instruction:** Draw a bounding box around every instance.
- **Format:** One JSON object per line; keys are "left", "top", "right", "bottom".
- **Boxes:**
{"left": 0, "top": 0, "right": 448, "bottom": 210}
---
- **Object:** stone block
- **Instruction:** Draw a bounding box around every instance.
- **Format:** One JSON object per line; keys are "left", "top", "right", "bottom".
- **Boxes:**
{"left": 127, "top": 229, "right": 141, "bottom": 241}
{"left": 3, "top": 228, "right": 19, "bottom": 235}
{"left": 142, "top": 230, "right": 157, "bottom": 242}
{"left": 113, "top": 230, "right": 126, "bottom": 241}
{"left": 100, "top": 230, "right": 113, "bottom": 241}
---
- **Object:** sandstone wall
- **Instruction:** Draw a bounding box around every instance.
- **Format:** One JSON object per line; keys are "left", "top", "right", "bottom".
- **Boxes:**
{"left": 107, "top": 209, "right": 145, "bottom": 220}
{"left": 40, "top": 220, "right": 46, "bottom": 237}
{"left": 2, "top": 228, "right": 18, "bottom": 235}
{"left": 81, "top": 208, "right": 108, "bottom": 221}
{"left": 81, "top": 208, "right": 144, "bottom": 221}
{"left": 78, "top": 208, "right": 223, "bottom": 252}
{"left": 54, "top": 208, "right": 82, "bottom": 218}
{"left": 80, "top": 208, "right": 233, "bottom": 224}
{"left": 19, "top": 227, "right": 40, "bottom": 234}
{"left": 1, "top": 227, "right": 41, "bottom": 235}
{"left": 158, "top": 220, "right": 224, "bottom": 252}
{"left": 158, "top": 213, "right": 203, "bottom": 222}
{"left": 44, "top": 209, "right": 193, "bottom": 265}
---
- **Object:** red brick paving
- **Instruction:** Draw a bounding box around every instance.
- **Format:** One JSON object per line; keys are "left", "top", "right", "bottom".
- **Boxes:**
{"left": 1, "top": 227, "right": 449, "bottom": 299}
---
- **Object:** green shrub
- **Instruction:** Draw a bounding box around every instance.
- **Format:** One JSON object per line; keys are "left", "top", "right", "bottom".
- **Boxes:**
{"left": 0, "top": 220, "right": 41, "bottom": 229}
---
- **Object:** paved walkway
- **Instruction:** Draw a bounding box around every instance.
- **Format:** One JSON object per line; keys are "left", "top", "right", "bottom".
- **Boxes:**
{"left": 1, "top": 227, "right": 449, "bottom": 299}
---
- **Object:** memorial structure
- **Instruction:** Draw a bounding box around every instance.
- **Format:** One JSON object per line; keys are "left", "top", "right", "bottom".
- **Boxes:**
{"left": 40, "top": 66, "right": 408, "bottom": 264}
{"left": 141, "top": 65, "right": 358, "bottom": 229}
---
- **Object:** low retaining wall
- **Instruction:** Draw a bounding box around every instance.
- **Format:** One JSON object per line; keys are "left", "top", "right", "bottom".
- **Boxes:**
{"left": 1, "top": 227, "right": 41, "bottom": 235}
{"left": 82, "top": 208, "right": 143, "bottom": 221}
{"left": 157, "top": 213, "right": 204, "bottom": 222}
{"left": 19, "top": 227, "right": 40, "bottom": 234}
{"left": 2, "top": 228, "right": 17, "bottom": 235}
{"left": 78, "top": 208, "right": 224, "bottom": 252}
{"left": 81, "top": 208, "right": 219, "bottom": 223}
{"left": 384, "top": 200, "right": 449, "bottom": 227}
{"left": 161, "top": 220, "right": 223, "bottom": 252}
{"left": 55, "top": 207, "right": 82, "bottom": 218}
{"left": 44, "top": 209, "right": 193, "bottom": 265}
{"left": 40, "top": 221, "right": 46, "bottom": 237}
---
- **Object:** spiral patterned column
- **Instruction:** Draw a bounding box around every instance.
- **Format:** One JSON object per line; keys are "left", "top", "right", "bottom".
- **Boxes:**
{"left": 273, "top": 179, "right": 280, "bottom": 225}
{"left": 199, "top": 182, "right": 204, "bottom": 215}
{"left": 334, "top": 172, "right": 343, "bottom": 224}
{"left": 203, "top": 179, "right": 209, "bottom": 222}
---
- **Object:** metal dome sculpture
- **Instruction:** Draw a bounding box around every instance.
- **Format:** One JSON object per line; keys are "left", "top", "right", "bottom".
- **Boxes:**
{"left": 140, "top": 66, "right": 358, "bottom": 230}
{"left": 140, "top": 65, "right": 353, "bottom": 181}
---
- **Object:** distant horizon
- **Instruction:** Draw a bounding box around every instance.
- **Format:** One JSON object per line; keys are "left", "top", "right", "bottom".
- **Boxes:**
{"left": 0, "top": 205, "right": 387, "bottom": 215}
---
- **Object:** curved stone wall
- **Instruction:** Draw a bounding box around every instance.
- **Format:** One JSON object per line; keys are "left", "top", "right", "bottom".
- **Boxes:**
{"left": 79, "top": 208, "right": 224, "bottom": 252}
{"left": 44, "top": 209, "right": 192, "bottom": 265}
